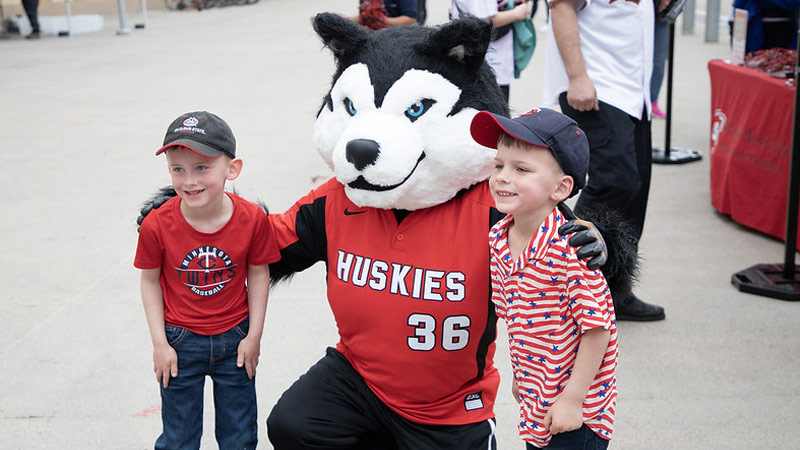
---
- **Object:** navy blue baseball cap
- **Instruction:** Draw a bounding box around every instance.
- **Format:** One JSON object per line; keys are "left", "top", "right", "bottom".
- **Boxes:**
{"left": 156, "top": 111, "right": 236, "bottom": 159}
{"left": 470, "top": 108, "right": 589, "bottom": 191}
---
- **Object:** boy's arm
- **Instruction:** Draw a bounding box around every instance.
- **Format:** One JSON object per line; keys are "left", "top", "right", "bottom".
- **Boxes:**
{"left": 237, "top": 263, "right": 270, "bottom": 378}
{"left": 549, "top": 0, "right": 598, "bottom": 111}
{"left": 140, "top": 268, "right": 178, "bottom": 388}
{"left": 544, "top": 327, "right": 611, "bottom": 434}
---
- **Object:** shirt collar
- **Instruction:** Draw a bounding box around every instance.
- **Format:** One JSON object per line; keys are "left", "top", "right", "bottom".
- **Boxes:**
{"left": 530, "top": 208, "right": 565, "bottom": 261}
{"left": 490, "top": 207, "right": 566, "bottom": 263}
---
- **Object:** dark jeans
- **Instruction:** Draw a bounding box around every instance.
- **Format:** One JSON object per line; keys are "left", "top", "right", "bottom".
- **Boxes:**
{"left": 267, "top": 347, "right": 497, "bottom": 450}
{"left": 22, "top": 0, "right": 39, "bottom": 32}
{"left": 156, "top": 318, "right": 257, "bottom": 450}
{"left": 525, "top": 424, "right": 609, "bottom": 450}
{"left": 559, "top": 94, "right": 652, "bottom": 242}
{"left": 651, "top": 20, "right": 669, "bottom": 102}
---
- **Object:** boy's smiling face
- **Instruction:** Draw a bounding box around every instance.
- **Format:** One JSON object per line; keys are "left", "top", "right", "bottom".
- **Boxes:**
{"left": 489, "top": 141, "right": 573, "bottom": 224}
{"left": 165, "top": 146, "right": 241, "bottom": 213}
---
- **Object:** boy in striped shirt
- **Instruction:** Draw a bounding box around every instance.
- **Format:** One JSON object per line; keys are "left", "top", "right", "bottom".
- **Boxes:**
{"left": 471, "top": 108, "right": 618, "bottom": 449}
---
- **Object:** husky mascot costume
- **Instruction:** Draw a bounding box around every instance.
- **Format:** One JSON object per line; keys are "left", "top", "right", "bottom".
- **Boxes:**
{"left": 139, "top": 12, "right": 634, "bottom": 450}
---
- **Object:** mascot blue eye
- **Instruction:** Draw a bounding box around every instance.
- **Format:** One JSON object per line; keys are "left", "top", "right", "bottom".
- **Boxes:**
{"left": 344, "top": 98, "right": 357, "bottom": 116}
{"left": 405, "top": 99, "right": 436, "bottom": 122}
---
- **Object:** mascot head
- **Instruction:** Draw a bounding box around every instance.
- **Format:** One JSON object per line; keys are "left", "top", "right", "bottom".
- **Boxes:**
{"left": 312, "top": 13, "right": 509, "bottom": 211}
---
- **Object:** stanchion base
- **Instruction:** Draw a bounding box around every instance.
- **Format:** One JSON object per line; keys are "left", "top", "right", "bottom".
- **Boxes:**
{"left": 652, "top": 147, "right": 703, "bottom": 164}
{"left": 57, "top": 31, "right": 70, "bottom": 37}
{"left": 117, "top": 28, "right": 132, "bottom": 35}
{"left": 732, "top": 263, "right": 800, "bottom": 301}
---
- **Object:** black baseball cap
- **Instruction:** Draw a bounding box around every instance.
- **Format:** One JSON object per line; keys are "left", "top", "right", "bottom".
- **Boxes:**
{"left": 156, "top": 111, "right": 236, "bottom": 159}
{"left": 470, "top": 108, "right": 589, "bottom": 191}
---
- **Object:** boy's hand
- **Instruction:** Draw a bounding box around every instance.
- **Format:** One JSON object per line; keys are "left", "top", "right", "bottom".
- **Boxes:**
{"left": 237, "top": 336, "right": 260, "bottom": 378}
{"left": 511, "top": 378, "right": 521, "bottom": 403}
{"left": 153, "top": 343, "right": 178, "bottom": 388}
{"left": 544, "top": 398, "right": 584, "bottom": 435}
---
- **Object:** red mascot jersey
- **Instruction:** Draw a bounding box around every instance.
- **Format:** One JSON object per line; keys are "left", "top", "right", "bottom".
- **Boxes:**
{"left": 135, "top": 193, "right": 280, "bottom": 335}
{"left": 271, "top": 179, "right": 501, "bottom": 425}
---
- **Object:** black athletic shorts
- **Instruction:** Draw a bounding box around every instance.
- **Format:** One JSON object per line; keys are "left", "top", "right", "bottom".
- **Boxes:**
{"left": 267, "top": 347, "right": 497, "bottom": 450}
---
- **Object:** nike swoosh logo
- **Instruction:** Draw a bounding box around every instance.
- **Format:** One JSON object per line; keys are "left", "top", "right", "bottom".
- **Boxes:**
{"left": 344, "top": 208, "right": 367, "bottom": 216}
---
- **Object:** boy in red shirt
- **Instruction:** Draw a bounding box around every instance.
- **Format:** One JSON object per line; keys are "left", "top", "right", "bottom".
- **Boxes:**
{"left": 135, "top": 111, "right": 280, "bottom": 450}
{"left": 471, "top": 108, "right": 618, "bottom": 449}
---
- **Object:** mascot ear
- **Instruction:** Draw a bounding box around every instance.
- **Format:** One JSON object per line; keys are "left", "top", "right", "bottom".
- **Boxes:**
{"left": 313, "top": 13, "right": 371, "bottom": 61}
{"left": 416, "top": 17, "right": 493, "bottom": 73}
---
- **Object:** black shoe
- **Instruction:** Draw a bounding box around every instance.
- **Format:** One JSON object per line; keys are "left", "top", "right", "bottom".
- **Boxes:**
{"left": 615, "top": 295, "right": 665, "bottom": 321}
{"left": 26, "top": 31, "right": 40, "bottom": 39}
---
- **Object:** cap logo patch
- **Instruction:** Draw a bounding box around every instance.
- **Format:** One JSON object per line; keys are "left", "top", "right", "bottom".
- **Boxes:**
{"left": 183, "top": 117, "right": 199, "bottom": 127}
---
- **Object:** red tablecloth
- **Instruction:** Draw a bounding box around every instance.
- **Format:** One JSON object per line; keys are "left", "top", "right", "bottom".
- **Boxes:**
{"left": 708, "top": 59, "right": 800, "bottom": 248}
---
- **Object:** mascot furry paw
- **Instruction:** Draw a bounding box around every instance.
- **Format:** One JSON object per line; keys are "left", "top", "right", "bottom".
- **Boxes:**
{"left": 137, "top": 12, "right": 634, "bottom": 450}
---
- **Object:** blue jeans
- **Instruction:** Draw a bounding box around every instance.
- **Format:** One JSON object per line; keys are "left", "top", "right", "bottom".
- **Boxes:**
{"left": 155, "top": 318, "right": 257, "bottom": 450}
{"left": 651, "top": 20, "right": 669, "bottom": 102}
{"left": 525, "top": 424, "right": 609, "bottom": 450}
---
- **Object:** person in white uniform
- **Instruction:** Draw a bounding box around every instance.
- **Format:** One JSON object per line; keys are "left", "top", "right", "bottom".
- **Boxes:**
{"left": 450, "top": 0, "right": 532, "bottom": 103}
{"left": 542, "top": 0, "right": 668, "bottom": 321}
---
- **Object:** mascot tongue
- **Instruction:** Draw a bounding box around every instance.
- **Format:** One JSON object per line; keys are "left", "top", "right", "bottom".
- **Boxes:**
{"left": 311, "top": 13, "right": 509, "bottom": 211}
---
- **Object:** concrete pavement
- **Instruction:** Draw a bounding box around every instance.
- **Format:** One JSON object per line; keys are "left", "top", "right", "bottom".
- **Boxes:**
{"left": 1, "top": 1, "right": 798, "bottom": 448}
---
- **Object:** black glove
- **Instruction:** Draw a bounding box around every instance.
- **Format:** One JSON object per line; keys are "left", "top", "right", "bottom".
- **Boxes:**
{"left": 557, "top": 203, "right": 607, "bottom": 270}
{"left": 136, "top": 186, "right": 177, "bottom": 232}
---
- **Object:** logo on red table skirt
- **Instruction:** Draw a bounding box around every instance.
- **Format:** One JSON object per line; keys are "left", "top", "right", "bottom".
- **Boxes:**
{"left": 176, "top": 246, "right": 237, "bottom": 296}
{"left": 711, "top": 109, "right": 727, "bottom": 154}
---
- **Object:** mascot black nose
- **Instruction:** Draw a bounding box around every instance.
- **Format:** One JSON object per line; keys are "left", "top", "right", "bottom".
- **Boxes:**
{"left": 346, "top": 139, "right": 381, "bottom": 171}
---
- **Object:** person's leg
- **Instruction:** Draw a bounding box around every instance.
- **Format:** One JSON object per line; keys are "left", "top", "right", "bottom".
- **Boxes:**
{"left": 651, "top": 20, "right": 669, "bottom": 103}
{"left": 612, "top": 109, "right": 664, "bottom": 320}
{"left": 21, "top": 0, "right": 40, "bottom": 34}
{"left": 651, "top": 20, "right": 668, "bottom": 117}
{"left": 267, "top": 347, "right": 394, "bottom": 450}
{"left": 156, "top": 325, "right": 207, "bottom": 450}
{"left": 211, "top": 319, "right": 258, "bottom": 450}
{"left": 392, "top": 416, "right": 496, "bottom": 450}
{"left": 622, "top": 110, "right": 653, "bottom": 240}
{"left": 560, "top": 94, "right": 664, "bottom": 320}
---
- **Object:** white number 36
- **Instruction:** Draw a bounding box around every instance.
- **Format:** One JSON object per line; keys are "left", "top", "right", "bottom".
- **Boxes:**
{"left": 407, "top": 313, "right": 471, "bottom": 351}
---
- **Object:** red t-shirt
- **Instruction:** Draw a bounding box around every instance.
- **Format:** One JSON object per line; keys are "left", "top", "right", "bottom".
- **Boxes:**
{"left": 135, "top": 193, "right": 281, "bottom": 335}
{"left": 271, "top": 178, "right": 500, "bottom": 425}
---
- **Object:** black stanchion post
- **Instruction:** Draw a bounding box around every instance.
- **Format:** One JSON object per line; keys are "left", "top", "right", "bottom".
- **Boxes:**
{"left": 731, "top": 30, "right": 800, "bottom": 301}
{"left": 664, "top": 21, "right": 674, "bottom": 158}
{"left": 783, "top": 51, "right": 800, "bottom": 280}
{"left": 653, "top": 21, "right": 703, "bottom": 164}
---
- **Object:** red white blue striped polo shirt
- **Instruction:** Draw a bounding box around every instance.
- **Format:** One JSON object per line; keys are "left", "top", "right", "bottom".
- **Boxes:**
{"left": 489, "top": 207, "right": 618, "bottom": 447}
